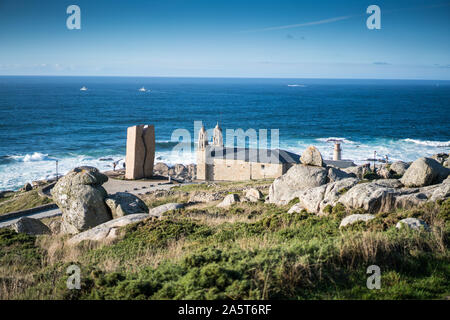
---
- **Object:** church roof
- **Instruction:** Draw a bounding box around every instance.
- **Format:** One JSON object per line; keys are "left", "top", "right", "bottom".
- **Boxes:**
{"left": 206, "top": 146, "right": 300, "bottom": 164}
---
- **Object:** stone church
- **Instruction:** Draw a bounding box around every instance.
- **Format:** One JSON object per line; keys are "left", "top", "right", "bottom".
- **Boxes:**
{"left": 196, "top": 123, "right": 300, "bottom": 181}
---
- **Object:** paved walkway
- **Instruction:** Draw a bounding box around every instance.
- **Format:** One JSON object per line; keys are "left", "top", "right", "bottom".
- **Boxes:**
{"left": 0, "top": 180, "right": 196, "bottom": 228}
{"left": 102, "top": 178, "right": 177, "bottom": 195}
{"left": 0, "top": 208, "right": 62, "bottom": 228}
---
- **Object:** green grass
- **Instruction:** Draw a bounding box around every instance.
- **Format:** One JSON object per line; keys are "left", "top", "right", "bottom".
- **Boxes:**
{"left": 1, "top": 185, "right": 449, "bottom": 300}
{"left": 172, "top": 180, "right": 273, "bottom": 193}
{"left": 0, "top": 190, "right": 53, "bottom": 215}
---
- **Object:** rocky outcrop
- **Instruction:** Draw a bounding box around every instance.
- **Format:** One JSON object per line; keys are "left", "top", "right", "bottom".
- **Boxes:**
{"left": 51, "top": 166, "right": 112, "bottom": 235}
{"left": 154, "top": 162, "right": 196, "bottom": 182}
{"left": 244, "top": 188, "right": 264, "bottom": 202}
{"left": 378, "top": 165, "right": 392, "bottom": 179}
{"left": 171, "top": 164, "right": 197, "bottom": 182}
{"left": 400, "top": 157, "right": 449, "bottom": 187}
{"left": 390, "top": 161, "right": 410, "bottom": 176}
{"left": 300, "top": 146, "right": 324, "bottom": 167}
{"left": 343, "top": 164, "right": 371, "bottom": 179}
{"left": 396, "top": 218, "right": 429, "bottom": 231}
{"left": 338, "top": 181, "right": 398, "bottom": 213}
{"left": 153, "top": 162, "right": 169, "bottom": 176}
{"left": 339, "top": 214, "right": 375, "bottom": 228}
{"left": 68, "top": 214, "right": 150, "bottom": 244}
{"left": 217, "top": 194, "right": 240, "bottom": 208}
{"left": 105, "top": 192, "right": 149, "bottom": 218}
{"left": 372, "top": 179, "right": 403, "bottom": 188}
{"left": 269, "top": 153, "right": 450, "bottom": 214}
{"left": 327, "top": 167, "right": 355, "bottom": 182}
{"left": 149, "top": 203, "right": 184, "bottom": 217}
{"left": 12, "top": 217, "right": 51, "bottom": 235}
{"left": 268, "top": 164, "right": 328, "bottom": 205}
{"left": 338, "top": 177, "right": 449, "bottom": 213}
{"left": 288, "top": 178, "right": 359, "bottom": 215}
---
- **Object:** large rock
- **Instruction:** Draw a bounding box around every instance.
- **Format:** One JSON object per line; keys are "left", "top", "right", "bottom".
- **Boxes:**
{"left": 268, "top": 164, "right": 328, "bottom": 205}
{"left": 300, "top": 146, "right": 324, "bottom": 167}
{"left": 338, "top": 182, "right": 396, "bottom": 213}
{"left": 217, "top": 194, "right": 240, "bottom": 208}
{"left": 339, "top": 214, "right": 375, "bottom": 228}
{"left": 390, "top": 161, "right": 410, "bottom": 176}
{"left": 327, "top": 166, "right": 354, "bottom": 182}
{"left": 396, "top": 218, "right": 429, "bottom": 231}
{"left": 339, "top": 176, "right": 449, "bottom": 213}
{"left": 153, "top": 162, "right": 169, "bottom": 176}
{"left": 244, "top": 188, "right": 264, "bottom": 202}
{"left": 68, "top": 214, "right": 149, "bottom": 244}
{"left": 105, "top": 192, "right": 149, "bottom": 218}
{"left": 12, "top": 217, "right": 51, "bottom": 236}
{"left": 149, "top": 203, "right": 185, "bottom": 217}
{"left": 169, "top": 163, "right": 196, "bottom": 182}
{"left": 400, "top": 157, "right": 449, "bottom": 187}
{"left": 417, "top": 177, "right": 450, "bottom": 202}
{"left": 372, "top": 179, "right": 403, "bottom": 188}
{"left": 51, "top": 166, "right": 112, "bottom": 235}
{"left": 343, "top": 164, "right": 371, "bottom": 179}
{"left": 290, "top": 178, "right": 359, "bottom": 214}
{"left": 378, "top": 165, "right": 392, "bottom": 179}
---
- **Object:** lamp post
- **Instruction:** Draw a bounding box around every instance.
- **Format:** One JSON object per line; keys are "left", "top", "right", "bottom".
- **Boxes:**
{"left": 55, "top": 160, "right": 59, "bottom": 181}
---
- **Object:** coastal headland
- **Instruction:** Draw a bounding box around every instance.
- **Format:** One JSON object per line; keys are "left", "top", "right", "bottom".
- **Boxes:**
{"left": 0, "top": 147, "right": 449, "bottom": 299}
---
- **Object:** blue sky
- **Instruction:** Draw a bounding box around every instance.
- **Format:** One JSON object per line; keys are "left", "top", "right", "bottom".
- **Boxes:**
{"left": 0, "top": 0, "right": 449, "bottom": 79}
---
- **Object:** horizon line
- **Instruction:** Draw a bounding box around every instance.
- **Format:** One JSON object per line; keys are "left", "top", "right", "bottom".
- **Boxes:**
{"left": 0, "top": 74, "right": 449, "bottom": 81}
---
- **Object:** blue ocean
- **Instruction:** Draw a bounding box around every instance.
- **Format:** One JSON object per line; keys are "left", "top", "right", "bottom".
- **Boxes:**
{"left": 0, "top": 76, "right": 449, "bottom": 191}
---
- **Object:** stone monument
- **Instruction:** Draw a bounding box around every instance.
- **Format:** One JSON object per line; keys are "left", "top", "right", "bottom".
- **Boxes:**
{"left": 125, "top": 125, "right": 155, "bottom": 180}
{"left": 333, "top": 142, "right": 342, "bottom": 161}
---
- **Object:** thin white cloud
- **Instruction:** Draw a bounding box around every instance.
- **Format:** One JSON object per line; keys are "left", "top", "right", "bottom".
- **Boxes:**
{"left": 241, "top": 15, "right": 356, "bottom": 33}
{"left": 240, "top": 2, "right": 450, "bottom": 33}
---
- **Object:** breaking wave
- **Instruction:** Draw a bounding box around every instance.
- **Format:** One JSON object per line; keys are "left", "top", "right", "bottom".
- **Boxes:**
{"left": 315, "top": 137, "right": 356, "bottom": 144}
{"left": 402, "top": 138, "right": 450, "bottom": 148}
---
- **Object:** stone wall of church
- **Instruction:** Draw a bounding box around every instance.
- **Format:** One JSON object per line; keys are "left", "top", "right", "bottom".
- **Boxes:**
{"left": 249, "top": 162, "right": 284, "bottom": 179}
{"left": 212, "top": 159, "right": 251, "bottom": 181}
{"left": 211, "top": 158, "right": 285, "bottom": 181}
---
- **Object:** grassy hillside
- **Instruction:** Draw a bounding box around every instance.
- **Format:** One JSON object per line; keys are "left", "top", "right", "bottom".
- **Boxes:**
{"left": 0, "top": 180, "right": 448, "bottom": 300}
{"left": 0, "top": 190, "right": 53, "bottom": 215}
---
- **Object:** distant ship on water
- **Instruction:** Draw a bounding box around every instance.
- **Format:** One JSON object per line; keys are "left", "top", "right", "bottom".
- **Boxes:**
{"left": 287, "top": 84, "right": 306, "bottom": 87}
{"left": 80, "top": 86, "right": 87, "bottom": 91}
{"left": 139, "top": 87, "right": 147, "bottom": 92}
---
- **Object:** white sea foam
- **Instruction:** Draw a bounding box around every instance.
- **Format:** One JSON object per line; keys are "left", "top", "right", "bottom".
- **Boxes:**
{"left": 0, "top": 150, "right": 197, "bottom": 191}
{"left": 402, "top": 138, "right": 450, "bottom": 148}
{"left": 285, "top": 137, "right": 449, "bottom": 165}
{"left": 1, "top": 137, "right": 448, "bottom": 191}
{"left": 315, "top": 137, "right": 356, "bottom": 144}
